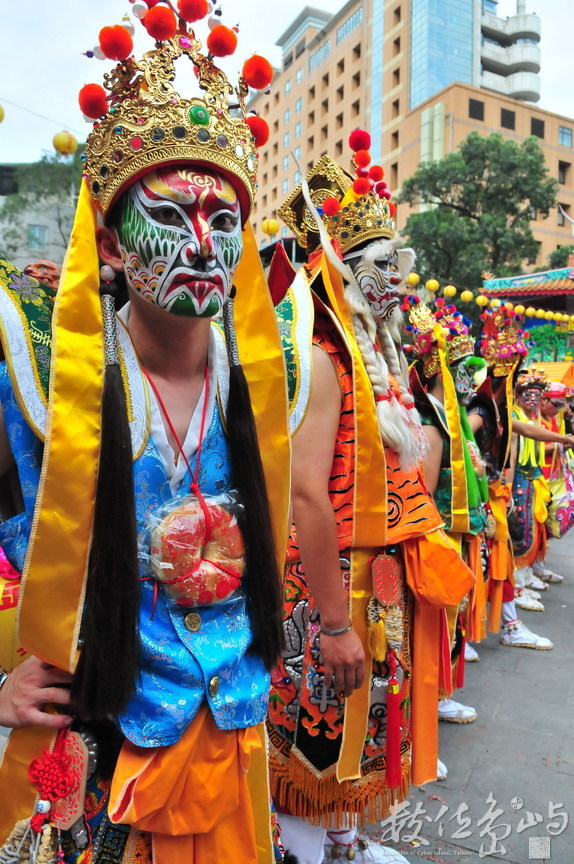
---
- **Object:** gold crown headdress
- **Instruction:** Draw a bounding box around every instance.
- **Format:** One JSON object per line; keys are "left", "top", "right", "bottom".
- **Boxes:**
{"left": 79, "top": 4, "right": 274, "bottom": 219}
{"left": 478, "top": 307, "right": 529, "bottom": 377}
{"left": 516, "top": 366, "right": 548, "bottom": 391}
{"left": 278, "top": 130, "right": 397, "bottom": 254}
{"left": 402, "top": 296, "right": 474, "bottom": 377}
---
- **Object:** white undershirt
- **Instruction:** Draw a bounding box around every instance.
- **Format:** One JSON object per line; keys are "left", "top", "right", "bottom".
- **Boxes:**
{"left": 118, "top": 303, "right": 217, "bottom": 494}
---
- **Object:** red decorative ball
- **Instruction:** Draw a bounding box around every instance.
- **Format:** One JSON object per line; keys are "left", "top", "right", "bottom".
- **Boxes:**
{"left": 242, "top": 55, "right": 274, "bottom": 90}
{"left": 354, "top": 149, "right": 371, "bottom": 168}
{"left": 369, "top": 165, "right": 384, "bottom": 182}
{"left": 143, "top": 5, "right": 178, "bottom": 41}
{"left": 374, "top": 181, "right": 387, "bottom": 197}
{"left": 177, "top": 0, "right": 209, "bottom": 22}
{"left": 353, "top": 177, "right": 371, "bottom": 196}
{"left": 78, "top": 84, "right": 110, "bottom": 119}
{"left": 322, "top": 197, "right": 342, "bottom": 216}
{"left": 349, "top": 129, "right": 371, "bottom": 152}
{"left": 246, "top": 115, "right": 269, "bottom": 147}
{"left": 389, "top": 202, "right": 397, "bottom": 217}
{"left": 144, "top": 0, "right": 161, "bottom": 6}
{"left": 99, "top": 25, "right": 133, "bottom": 61}
{"left": 207, "top": 25, "right": 238, "bottom": 57}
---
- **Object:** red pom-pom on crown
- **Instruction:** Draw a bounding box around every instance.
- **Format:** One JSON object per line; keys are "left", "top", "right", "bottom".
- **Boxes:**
{"left": 245, "top": 115, "right": 269, "bottom": 147}
{"left": 369, "top": 165, "right": 384, "bottom": 182}
{"left": 242, "top": 55, "right": 274, "bottom": 90}
{"left": 389, "top": 202, "right": 397, "bottom": 217}
{"left": 99, "top": 25, "right": 133, "bottom": 61}
{"left": 322, "top": 197, "right": 342, "bottom": 216}
{"left": 79, "top": 84, "right": 110, "bottom": 120}
{"left": 177, "top": 0, "right": 209, "bottom": 22}
{"left": 143, "top": 6, "right": 178, "bottom": 41}
{"left": 207, "top": 25, "right": 238, "bottom": 57}
{"left": 349, "top": 129, "right": 371, "bottom": 152}
{"left": 353, "top": 177, "right": 371, "bottom": 196}
{"left": 353, "top": 149, "right": 371, "bottom": 169}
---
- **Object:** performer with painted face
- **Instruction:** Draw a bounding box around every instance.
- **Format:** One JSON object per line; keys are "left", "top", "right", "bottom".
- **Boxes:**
{"left": 0, "top": 8, "right": 291, "bottom": 864}
{"left": 267, "top": 135, "right": 473, "bottom": 864}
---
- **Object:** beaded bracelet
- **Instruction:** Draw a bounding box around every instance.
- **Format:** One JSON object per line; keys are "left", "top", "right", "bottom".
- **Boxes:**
{"left": 320, "top": 622, "right": 352, "bottom": 637}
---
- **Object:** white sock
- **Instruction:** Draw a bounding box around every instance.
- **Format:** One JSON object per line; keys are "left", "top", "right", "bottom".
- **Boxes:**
{"left": 502, "top": 600, "right": 518, "bottom": 624}
{"left": 278, "top": 814, "right": 327, "bottom": 864}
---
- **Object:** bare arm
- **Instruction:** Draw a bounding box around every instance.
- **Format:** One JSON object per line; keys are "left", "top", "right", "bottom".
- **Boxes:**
{"left": 422, "top": 423, "right": 444, "bottom": 496}
{"left": 291, "top": 345, "right": 365, "bottom": 697}
{"left": 467, "top": 411, "right": 484, "bottom": 435}
{"left": 512, "top": 417, "right": 574, "bottom": 447}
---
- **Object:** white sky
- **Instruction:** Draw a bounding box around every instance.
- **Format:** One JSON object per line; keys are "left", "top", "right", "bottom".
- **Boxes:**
{"left": 0, "top": 0, "right": 571, "bottom": 164}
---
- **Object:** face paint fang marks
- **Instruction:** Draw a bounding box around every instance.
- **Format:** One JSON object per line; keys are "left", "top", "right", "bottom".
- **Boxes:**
{"left": 345, "top": 242, "right": 402, "bottom": 321}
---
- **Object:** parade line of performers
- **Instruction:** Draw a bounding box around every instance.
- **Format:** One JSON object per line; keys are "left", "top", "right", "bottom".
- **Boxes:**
{"left": 0, "top": 7, "right": 572, "bottom": 864}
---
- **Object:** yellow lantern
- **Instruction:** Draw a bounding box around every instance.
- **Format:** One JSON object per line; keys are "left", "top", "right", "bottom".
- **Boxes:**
{"left": 261, "top": 217, "right": 279, "bottom": 236}
{"left": 443, "top": 284, "right": 457, "bottom": 297}
{"left": 425, "top": 278, "right": 439, "bottom": 292}
{"left": 475, "top": 295, "right": 489, "bottom": 307}
{"left": 504, "top": 301, "right": 514, "bottom": 311}
{"left": 535, "top": 309, "right": 546, "bottom": 319}
{"left": 0, "top": 105, "right": 4, "bottom": 123}
{"left": 460, "top": 290, "right": 473, "bottom": 302}
{"left": 489, "top": 299, "right": 501, "bottom": 309}
{"left": 544, "top": 310, "right": 554, "bottom": 321}
{"left": 53, "top": 131, "right": 78, "bottom": 155}
{"left": 406, "top": 272, "right": 420, "bottom": 287}
{"left": 525, "top": 307, "right": 536, "bottom": 317}
{"left": 554, "top": 313, "right": 563, "bottom": 322}
{"left": 514, "top": 304, "right": 525, "bottom": 315}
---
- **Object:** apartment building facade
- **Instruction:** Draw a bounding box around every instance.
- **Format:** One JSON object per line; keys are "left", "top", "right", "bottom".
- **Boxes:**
{"left": 250, "top": 0, "right": 574, "bottom": 267}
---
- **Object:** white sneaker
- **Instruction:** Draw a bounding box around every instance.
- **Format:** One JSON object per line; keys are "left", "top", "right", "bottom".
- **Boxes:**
{"left": 515, "top": 591, "right": 545, "bottom": 612}
{"left": 524, "top": 573, "right": 548, "bottom": 591}
{"left": 324, "top": 833, "right": 409, "bottom": 863}
{"left": 500, "top": 620, "right": 553, "bottom": 650}
{"left": 532, "top": 562, "right": 564, "bottom": 583}
{"left": 522, "top": 586, "right": 542, "bottom": 601}
{"left": 437, "top": 758, "right": 448, "bottom": 780}
{"left": 438, "top": 698, "right": 477, "bottom": 724}
{"left": 464, "top": 643, "right": 479, "bottom": 662}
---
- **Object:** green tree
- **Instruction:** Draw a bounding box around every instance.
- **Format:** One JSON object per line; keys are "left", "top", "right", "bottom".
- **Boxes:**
{"left": 0, "top": 148, "right": 85, "bottom": 260}
{"left": 547, "top": 243, "right": 574, "bottom": 270}
{"left": 398, "top": 132, "right": 558, "bottom": 291}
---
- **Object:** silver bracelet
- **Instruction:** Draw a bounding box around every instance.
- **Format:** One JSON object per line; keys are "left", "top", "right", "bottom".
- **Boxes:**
{"left": 0, "top": 670, "right": 8, "bottom": 691}
{"left": 321, "top": 622, "right": 352, "bottom": 637}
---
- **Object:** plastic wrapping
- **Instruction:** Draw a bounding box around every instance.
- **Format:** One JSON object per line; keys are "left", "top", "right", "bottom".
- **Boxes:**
{"left": 141, "top": 492, "right": 245, "bottom": 607}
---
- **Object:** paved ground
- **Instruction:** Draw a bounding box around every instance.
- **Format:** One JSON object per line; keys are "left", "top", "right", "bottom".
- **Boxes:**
{"left": 368, "top": 533, "right": 574, "bottom": 864}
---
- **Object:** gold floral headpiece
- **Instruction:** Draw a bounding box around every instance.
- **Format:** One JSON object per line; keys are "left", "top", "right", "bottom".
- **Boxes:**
{"left": 516, "top": 366, "right": 548, "bottom": 391}
{"left": 478, "top": 307, "right": 529, "bottom": 377}
{"left": 80, "top": 4, "right": 273, "bottom": 219}
{"left": 402, "top": 296, "right": 474, "bottom": 378}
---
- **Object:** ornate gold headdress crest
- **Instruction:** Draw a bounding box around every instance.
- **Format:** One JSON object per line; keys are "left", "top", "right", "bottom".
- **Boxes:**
{"left": 402, "top": 296, "right": 474, "bottom": 377}
{"left": 478, "top": 307, "right": 529, "bottom": 377}
{"left": 80, "top": 4, "right": 273, "bottom": 219}
{"left": 516, "top": 366, "right": 548, "bottom": 391}
{"left": 278, "top": 130, "right": 396, "bottom": 254}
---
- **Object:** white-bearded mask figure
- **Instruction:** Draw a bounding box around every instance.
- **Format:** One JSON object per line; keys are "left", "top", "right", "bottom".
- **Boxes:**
{"left": 114, "top": 167, "right": 243, "bottom": 318}
{"left": 343, "top": 239, "right": 405, "bottom": 321}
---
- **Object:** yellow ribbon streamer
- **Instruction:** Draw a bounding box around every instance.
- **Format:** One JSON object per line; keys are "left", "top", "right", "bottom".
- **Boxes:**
{"left": 434, "top": 326, "right": 469, "bottom": 534}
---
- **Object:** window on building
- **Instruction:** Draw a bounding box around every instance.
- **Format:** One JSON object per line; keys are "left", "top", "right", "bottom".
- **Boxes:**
{"left": 391, "top": 130, "right": 399, "bottom": 149}
{"left": 274, "top": 92, "right": 280, "bottom": 105}
{"left": 335, "top": 140, "right": 343, "bottom": 155}
{"left": 353, "top": 43, "right": 361, "bottom": 60}
{"left": 559, "top": 161, "right": 570, "bottom": 184}
{"left": 309, "top": 41, "right": 330, "bottom": 72}
{"left": 294, "top": 170, "right": 302, "bottom": 185}
{"left": 296, "top": 67, "right": 304, "bottom": 84}
{"left": 352, "top": 99, "right": 360, "bottom": 117}
{"left": 283, "top": 131, "right": 290, "bottom": 147}
{"left": 558, "top": 203, "right": 570, "bottom": 226}
{"left": 273, "top": 120, "right": 279, "bottom": 133}
{"left": 283, "top": 155, "right": 289, "bottom": 171}
{"left": 284, "top": 79, "right": 292, "bottom": 94}
{"left": 321, "top": 125, "right": 328, "bottom": 141}
{"left": 307, "top": 160, "right": 314, "bottom": 171}
{"left": 469, "top": 99, "right": 484, "bottom": 121}
{"left": 308, "top": 85, "right": 315, "bottom": 100}
{"left": 284, "top": 53, "right": 293, "bottom": 70}
{"left": 392, "top": 67, "right": 400, "bottom": 87}
{"left": 322, "top": 72, "right": 330, "bottom": 89}
{"left": 392, "top": 99, "right": 400, "bottom": 118}
{"left": 262, "top": 151, "right": 268, "bottom": 165}
{"left": 483, "top": 0, "right": 497, "bottom": 13}
{"left": 321, "top": 98, "right": 329, "bottom": 115}
{"left": 337, "top": 7, "right": 363, "bottom": 44}
{"left": 284, "top": 108, "right": 291, "bottom": 124}
{"left": 27, "top": 224, "right": 47, "bottom": 250}
{"left": 337, "top": 59, "right": 345, "bottom": 76}
{"left": 352, "top": 71, "right": 361, "bottom": 88}
{"left": 272, "top": 165, "right": 278, "bottom": 178}
{"left": 282, "top": 179, "right": 289, "bottom": 195}
{"left": 559, "top": 126, "right": 573, "bottom": 148}
{"left": 281, "top": 226, "right": 288, "bottom": 238}
{"left": 294, "top": 146, "right": 302, "bottom": 160}
{"left": 501, "top": 108, "right": 515, "bottom": 130}
{"left": 336, "top": 85, "right": 344, "bottom": 102}
{"left": 295, "top": 97, "right": 302, "bottom": 114}
{"left": 531, "top": 117, "right": 545, "bottom": 138}
{"left": 336, "top": 112, "right": 344, "bottom": 128}
{"left": 308, "top": 135, "right": 315, "bottom": 149}
{"left": 391, "top": 162, "right": 398, "bottom": 188}
{"left": 272, "top": 186, "right": 277, "bottom": 199}
{"left": 309, "top": 110, "right": 315, "bottom": 124}
{"left": 295, "top": 38, "right": 306, "bottom": 58}
{"left": 295, "top": 122, "right": 302, "bottom": 138}
{"left": 393, "top": 6, "right": 401, "bottom": 25}
{"left": 393, "top": 37, "right": 401, "bottom": 57}
{"left": 262, "top": 172, "right": 268, "bottom": 185}
{"left": 273, "top": 142, "right": 278, "bottom": 156}
{"left": 262, "top": 194, "right": 267, "bottom": 209}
